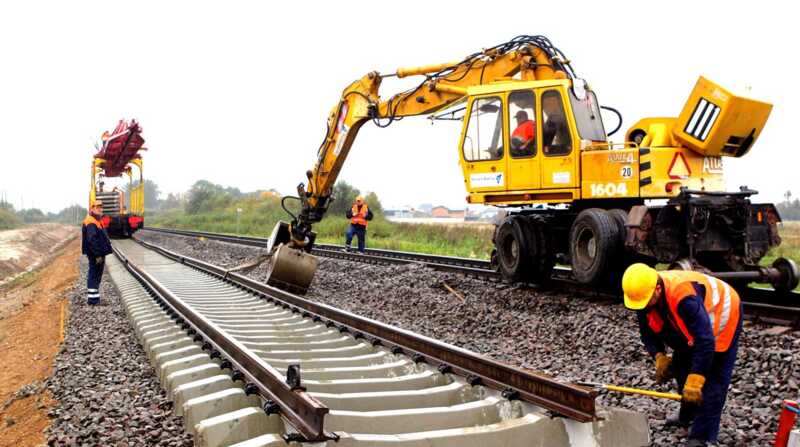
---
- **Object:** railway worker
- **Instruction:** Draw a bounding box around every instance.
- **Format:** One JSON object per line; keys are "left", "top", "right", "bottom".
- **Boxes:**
{"left": 81, "top": 200, "right": 113, "bottom": 305}
{"left": 510, "top": 110, "right": 535, "bottom": 157}
{"left": 621, "top": 263, "right": 743, "bottom": 447}
{"left": 344, "top": 195, "right": 373, "bottom": 253}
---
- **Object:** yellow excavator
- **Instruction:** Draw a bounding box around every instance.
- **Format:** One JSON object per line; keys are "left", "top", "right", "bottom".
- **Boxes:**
{"left": 265, "top": 35, "right": 798, "bottom": 294}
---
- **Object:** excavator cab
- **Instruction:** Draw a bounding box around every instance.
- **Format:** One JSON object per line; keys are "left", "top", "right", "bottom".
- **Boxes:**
{"left": 460, "top": 79, "right": 608, "bottom": 206}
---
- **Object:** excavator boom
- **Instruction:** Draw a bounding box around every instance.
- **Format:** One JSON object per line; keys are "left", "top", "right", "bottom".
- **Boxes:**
{"left": 267, "top": 36, "right": 579, "bottom": 292}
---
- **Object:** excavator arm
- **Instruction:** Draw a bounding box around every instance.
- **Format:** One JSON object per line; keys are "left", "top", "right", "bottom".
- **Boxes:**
{"left": 289, "top": 36, "right": 576, "bottom": 246}
{"left": 265, "top": 36, "right": 581, "bottom": 294}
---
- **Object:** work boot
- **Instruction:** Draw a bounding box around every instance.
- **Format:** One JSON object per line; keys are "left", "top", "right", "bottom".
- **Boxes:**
{"left": 343, "top": 245, "right": 352, "bottom": 253}
{"left": 664, "top": 411, "right": 692, "bottom": 428}
{"left": 87, "top": 296, "right": 100, "bottom": 305}
{"left": 683, "top": 439, "right": 707, "bottom": 447}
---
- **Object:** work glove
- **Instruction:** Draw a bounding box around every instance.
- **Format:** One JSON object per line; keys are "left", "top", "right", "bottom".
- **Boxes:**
{"left": 95, "top": 256, "right": 104, "bottom": 265}
{"left": 682, "top": 373, "right": 706, "bottom": 405}
{"left": 654, "top": 352, "right": 672, "bottom": 384}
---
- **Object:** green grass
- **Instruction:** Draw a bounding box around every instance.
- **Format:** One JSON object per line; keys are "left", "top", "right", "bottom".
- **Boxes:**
{"left": 763, "top": 221, "right": 800, "bottom": 266}
{"left": 0, "top": 208, "right": 22, "bottom": 230}
{"left": 150, "top": 197, "right": 800, "bottom": 265}
{"left": 149, "top": 200, "right": 494, "bottom": 259}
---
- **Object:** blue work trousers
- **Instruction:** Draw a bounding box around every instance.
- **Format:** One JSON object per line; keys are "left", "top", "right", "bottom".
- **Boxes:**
{"left": 345, "top": 225, "right": 367, "bottom": 253}
{"left": 672, "top": 309, "right": 742, "bottom": 443}
{"left": 86, "top": 256, "right": 104, "bottom": 304}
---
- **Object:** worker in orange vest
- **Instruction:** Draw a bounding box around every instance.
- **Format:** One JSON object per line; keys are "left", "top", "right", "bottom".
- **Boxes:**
{"left": 344, "top": 195, "right": 373, "bottom": 253}
{"left": 622, "top": 263, "right": 743, "bottom": 447}
{"left": 81, "top": 200, "right": 113, "bottom": 305}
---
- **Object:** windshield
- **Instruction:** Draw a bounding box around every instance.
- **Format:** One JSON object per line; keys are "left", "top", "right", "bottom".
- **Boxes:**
{"left": 569, "top": 88, "right": 607, "bottom": 142}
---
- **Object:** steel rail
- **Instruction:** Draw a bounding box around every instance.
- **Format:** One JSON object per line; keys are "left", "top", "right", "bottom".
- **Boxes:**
{"left": 133, "top": 237, "right": 599, "bottom": 422}
{"left": 112, "top": 245, "right": 332, "bottom": 441}
{"left": 140, "top": 227, "right": 800, "bottom": 326}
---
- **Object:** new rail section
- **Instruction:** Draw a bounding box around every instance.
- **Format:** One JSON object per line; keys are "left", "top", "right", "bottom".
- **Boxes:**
{"left": 110, "top": 238, "right": 650, "bottom": 446}
{"left": 141, "top": 227, "right": 800, "bottom": 327}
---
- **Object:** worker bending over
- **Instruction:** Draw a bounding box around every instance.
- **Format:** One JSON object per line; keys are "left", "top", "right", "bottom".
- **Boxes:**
{"left": 622, "top": 263, "right": 742, "bottom": 447}
{"left": 345, "top": 195, "right": 373, "bottom": 253}
{"left": 81, "top": 200, "right": 113, "bottom": 305}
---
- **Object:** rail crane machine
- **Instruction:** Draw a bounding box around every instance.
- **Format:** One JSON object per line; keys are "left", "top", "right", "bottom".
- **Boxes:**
{"left": 265, "top": 35, "right": 798, "bottom": 295}
{"left": 89, "top": 119, "right": 146, "bottom": 237}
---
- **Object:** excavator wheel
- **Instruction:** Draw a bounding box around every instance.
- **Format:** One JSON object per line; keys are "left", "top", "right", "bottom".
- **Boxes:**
{"left": 494, "top": 216, "right": 531, "bottom": 282}
{"left": 522, "top": 216, "right": 554, "bottom": 283}
{"left": 569, "top": 208, "right": 619, "bottom": 285}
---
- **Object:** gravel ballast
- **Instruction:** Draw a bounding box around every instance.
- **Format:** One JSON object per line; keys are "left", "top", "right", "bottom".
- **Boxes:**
{"left": 45, "top": 256, "right": 192, "bottom": 446}
{"left": 137, "top": 230, "right": 800, "bottom": 446}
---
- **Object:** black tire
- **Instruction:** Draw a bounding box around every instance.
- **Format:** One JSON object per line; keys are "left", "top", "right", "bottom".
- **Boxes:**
{"left": 607, "top": 209, "right": 628, "bottom": 248}
{"left": 606, "top": 208, "right": 631, "bottom": 285}
{"left": 495, "top": 216, "right": 531, "bottom": 282}
{"left": 523, "top": 216, "right": 554, "bottom": 282}
{"left": 569, "top": 208, "right": 619, "bottom": 285}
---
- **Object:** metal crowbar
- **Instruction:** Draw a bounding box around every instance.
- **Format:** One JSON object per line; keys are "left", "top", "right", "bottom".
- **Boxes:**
{"left": 576, "top": 381, "right": 682, "bottom": 401}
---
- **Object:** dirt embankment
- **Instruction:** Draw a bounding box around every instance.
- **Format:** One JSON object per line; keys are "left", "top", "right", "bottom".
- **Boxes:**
{"left": 0, "top": 224, "right": 76, "bottom": 297}
{"left": 0, "top": 228, "right": 80, "bottom": 447}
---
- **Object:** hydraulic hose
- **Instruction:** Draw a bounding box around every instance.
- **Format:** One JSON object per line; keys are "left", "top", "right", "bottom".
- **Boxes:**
{"left": 601, "top": 105, "right": 623, "bottom": 136}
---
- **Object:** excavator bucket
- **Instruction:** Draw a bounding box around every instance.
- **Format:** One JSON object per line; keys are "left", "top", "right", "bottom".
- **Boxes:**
{"left": 264, "top": 221, "right": 319, "bottom": 295}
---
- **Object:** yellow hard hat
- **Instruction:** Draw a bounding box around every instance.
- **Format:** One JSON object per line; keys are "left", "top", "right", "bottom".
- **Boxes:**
{"left": 622, "top": 263, "right": 659, "bottom": 310}
{"left": 355, "top": 195, "right": 364, "bottom": 203}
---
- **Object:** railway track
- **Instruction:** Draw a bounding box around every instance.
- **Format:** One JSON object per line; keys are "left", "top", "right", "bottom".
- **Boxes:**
{"left": 141, "top": 227, "right": 800, "bottom": 327}
{"left": 108, "top": 238, "right": 650, "bottom": 446}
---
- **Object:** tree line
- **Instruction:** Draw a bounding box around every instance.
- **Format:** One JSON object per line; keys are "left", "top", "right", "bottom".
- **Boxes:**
{"left": 0, "top": 199, "right": 88, "bottom": 229}
{"left": 126, "top": 179, "right": 384, "bottom": 217}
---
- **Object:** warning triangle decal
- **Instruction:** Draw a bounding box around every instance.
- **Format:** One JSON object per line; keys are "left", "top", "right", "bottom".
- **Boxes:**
{"left": 668, "top": 152, "right": 691, "bottom": 179}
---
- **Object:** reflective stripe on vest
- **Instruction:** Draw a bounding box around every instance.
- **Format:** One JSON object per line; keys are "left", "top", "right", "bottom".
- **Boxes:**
{"left": 647, "top": 270, "right": 740, "bottom": 352}
{"left": 351, "top": 204, "right": 369, "bottom": 227}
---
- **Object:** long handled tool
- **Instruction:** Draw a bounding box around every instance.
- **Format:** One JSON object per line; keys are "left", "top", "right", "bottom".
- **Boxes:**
{"left": 576, "top": 381, "right": 682, "bottom": 401}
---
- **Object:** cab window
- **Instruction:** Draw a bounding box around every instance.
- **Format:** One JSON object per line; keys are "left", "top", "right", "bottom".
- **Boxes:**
{"left": 463, "top": 96, "right": 504, "bottom": 161}
{"left": 508, "top": 90, "right": 536, "bottom": 158}
{"left": 569, "top": 88, "right": 607, "bottom": 141}
{"left": 541, "top": 90, "right": 572, "bottom": 156}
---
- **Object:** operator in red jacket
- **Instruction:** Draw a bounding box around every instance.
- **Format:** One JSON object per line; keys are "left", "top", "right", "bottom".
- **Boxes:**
{"left": 81, "top": 201, "right": 113, "bottom": 305}
{"left": 344, "top": 195, "right": 373, "bottom": 253}
{"left": 510, "top": 110, "right": 535, "bottom": 157}
{"left": 622, "top": 263, "right": 743, "bottom": 447}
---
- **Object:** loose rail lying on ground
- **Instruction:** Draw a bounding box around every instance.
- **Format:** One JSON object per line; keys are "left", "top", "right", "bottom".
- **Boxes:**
{"left": 141, "top": 227, "right": 800, "bottom": 327}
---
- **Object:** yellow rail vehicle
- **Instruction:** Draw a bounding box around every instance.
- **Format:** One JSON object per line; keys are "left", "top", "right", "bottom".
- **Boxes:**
{"left": 267, "top": 36, "right": 796, "bottom": 293}
{"left": 90, "top": 157, "right": 145, "bottom": 237}
{"left": 89, "top": 119, "right": 147, "bottom": 238}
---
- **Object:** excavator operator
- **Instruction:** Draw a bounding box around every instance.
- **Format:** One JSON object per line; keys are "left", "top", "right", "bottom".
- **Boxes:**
{"left": 511, "top": 110, "right": 535, "bottom": 157}
{"left": 622, "top": 263, "right": 743, "bottom": 447}
{"left": 541, "top": 92, "right": 570, "bottom": 155}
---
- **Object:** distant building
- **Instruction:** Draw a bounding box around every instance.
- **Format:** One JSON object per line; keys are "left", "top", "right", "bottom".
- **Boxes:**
{"left": 384, "top": 207, "right": 414, "bottom": 219}
{"left": 431, "top": 206, "right": 466, "bottom": 219}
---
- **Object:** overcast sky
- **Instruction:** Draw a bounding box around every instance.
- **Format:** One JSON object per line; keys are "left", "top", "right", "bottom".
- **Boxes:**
{"left": 1, "top": 1, "right": 798, "bottom": 213}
